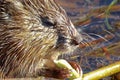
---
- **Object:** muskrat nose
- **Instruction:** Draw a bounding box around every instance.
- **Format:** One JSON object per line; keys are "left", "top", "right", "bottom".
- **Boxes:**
{"left": 68, "top": 22, "right": 83, "bottom": 46}
{"left": 71, "top": 34, "right": 83, "bottom": 46}
{"left": 71, "top": 39, "right": 79, "bottom": 45}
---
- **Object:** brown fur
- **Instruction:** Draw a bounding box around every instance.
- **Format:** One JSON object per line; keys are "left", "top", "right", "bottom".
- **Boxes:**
{"left": 0, "top": 0, "right": 82, "bottom": 78}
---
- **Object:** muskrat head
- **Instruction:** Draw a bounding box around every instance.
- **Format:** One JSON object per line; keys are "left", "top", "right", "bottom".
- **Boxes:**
{"left": 0, "top": 0, "right": 83, "bottom": 55}
{"left": 26, "top": 0, "right": 83, "bottom": 53}
{"left": 38, "top": 0, "right": 83, "bottom": 53}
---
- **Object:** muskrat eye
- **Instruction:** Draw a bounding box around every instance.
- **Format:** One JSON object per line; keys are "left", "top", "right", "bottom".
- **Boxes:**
{"left": 41, "top": 16, "right": 55, "bottom": 28}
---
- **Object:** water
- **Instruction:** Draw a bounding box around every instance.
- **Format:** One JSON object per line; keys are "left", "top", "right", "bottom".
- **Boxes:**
{"left": 57, "top": 0, "right": 120, "bottom": 80}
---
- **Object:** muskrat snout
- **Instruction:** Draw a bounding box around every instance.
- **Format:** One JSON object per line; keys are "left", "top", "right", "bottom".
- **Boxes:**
{"left": 68, "top": 22, "right": 83, "bottom": 46}
{"left": 57, "top": 35, "right": 82, "bottom": 46}
{"left": 71, "top": 37, "right": 81, "bottom": 46}
{"left": 56, "top": 32, "right": 83, "bottom": 52}
{"left": 70, "top": 30, "right": 83, "bottom": 46}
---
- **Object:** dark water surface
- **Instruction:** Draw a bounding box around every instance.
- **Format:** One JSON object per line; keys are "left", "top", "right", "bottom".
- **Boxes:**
{"left": 56, "top": 0, "right": 120, "bottom": 79}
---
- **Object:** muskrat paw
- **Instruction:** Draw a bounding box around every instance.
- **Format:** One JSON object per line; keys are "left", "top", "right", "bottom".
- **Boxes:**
{"left": 68, "top": 61, "right": 82, "bottom": 75}
{"left": 36, "top": 68, "right": 70, "bottom": 79}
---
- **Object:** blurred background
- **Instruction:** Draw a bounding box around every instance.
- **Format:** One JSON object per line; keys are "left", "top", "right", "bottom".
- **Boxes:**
{"left": 55, "top": 0, "right": 120, "bottom": 79}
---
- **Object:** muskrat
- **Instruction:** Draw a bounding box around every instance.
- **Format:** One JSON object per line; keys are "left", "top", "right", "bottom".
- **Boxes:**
{"left": 0, "top": 0, "right": 82, "bottom": 79}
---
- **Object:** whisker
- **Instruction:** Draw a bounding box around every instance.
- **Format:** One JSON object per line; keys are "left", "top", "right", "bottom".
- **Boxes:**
{"left": 89, "top": 33, "right": 108, "bottom": 41}
{"left": 103, "top": 30, "right": 115, "bottom": 37}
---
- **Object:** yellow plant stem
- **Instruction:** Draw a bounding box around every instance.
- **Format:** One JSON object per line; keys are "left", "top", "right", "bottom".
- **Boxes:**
{"left": 83, "top": 61, "right": 120, "bottom": 80}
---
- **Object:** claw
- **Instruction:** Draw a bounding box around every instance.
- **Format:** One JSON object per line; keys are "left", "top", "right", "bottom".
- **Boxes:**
{"left": 68, "top": 61, "right": 82, "bottom": 76}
